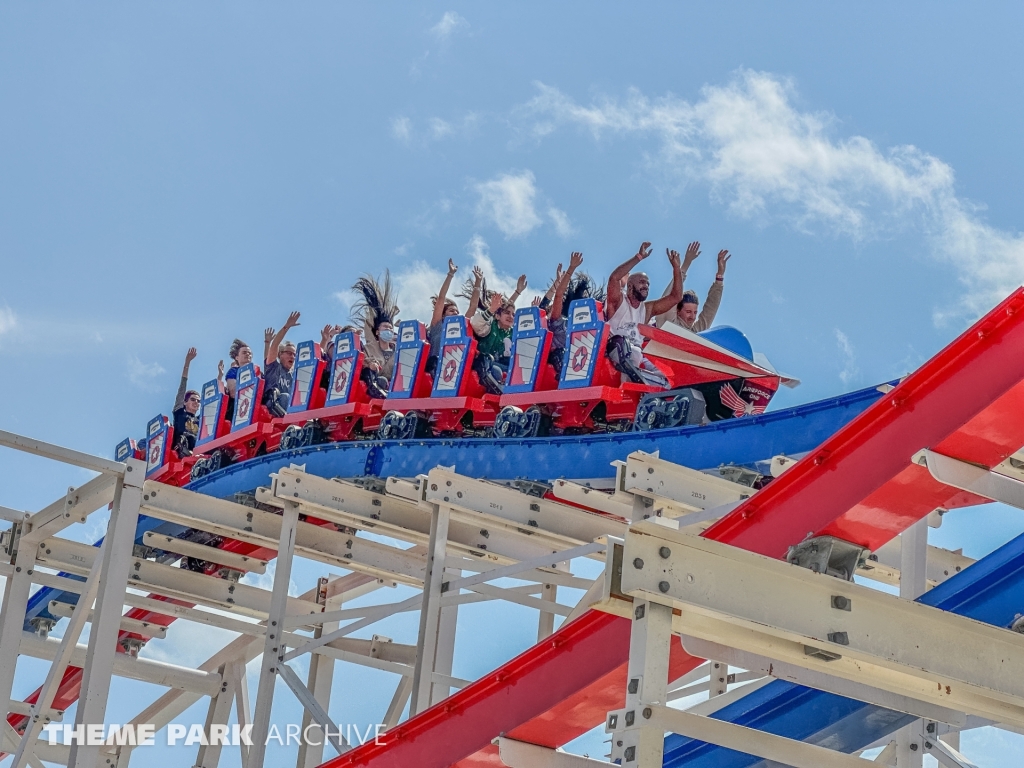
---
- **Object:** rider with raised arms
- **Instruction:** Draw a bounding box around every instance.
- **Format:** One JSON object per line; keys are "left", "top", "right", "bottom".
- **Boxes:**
{"left": 604, "top": 241, "right": 683, "bottom": 387}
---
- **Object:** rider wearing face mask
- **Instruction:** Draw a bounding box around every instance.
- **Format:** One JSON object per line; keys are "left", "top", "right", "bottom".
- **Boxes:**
{"left": 352, "top": 272, "right": 400, "bottom": 399}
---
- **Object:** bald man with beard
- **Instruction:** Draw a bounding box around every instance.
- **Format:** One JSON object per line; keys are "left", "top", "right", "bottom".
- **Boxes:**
{"left": 604, "top": 241, "right": 684, "bottom": 388}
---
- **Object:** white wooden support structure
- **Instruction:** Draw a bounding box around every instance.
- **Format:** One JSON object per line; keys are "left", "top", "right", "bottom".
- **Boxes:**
{"left": 67, "top": 457, "right": 144, "bottom": 768}
{"left": 678, "top": 637, "right": 985, "bottom": 728}
{"left": 537, "top": 582, "right": 558, "bottom": 641}
{"left": 605, "top": 598, "right": 673, "bottom": 765}
{"left": 296, "top": 576, "right": 344, "bottom": 768}
{"left": 431, "top": 564, "right": 461, "bottom": 706}
{"left": 496, "top": 735, "right": 612, "bottom": 766}
{"left": 621, "top": 450, "right": 752, "bottom": 523}
{"left": 193, "top": 663, "right": 237, "bottom": 768}
{"left": 277, "top": 663, "right": 346, "bottom": 754}
{"left": 10, "top": 534, "right": 111, "bottom": 768}
{"left": 895, "top": 515, "right": 930, "bottom": 767}
{"left": 0, "top": 467, "right": 120, "bottom": 731}
{"left": 410, "top": 502, "right": 452, "bottom": 716}
{"left": 916, "top": 447, "right": 1024, "bottom": 509}
{"left": 592, "top": 520, "right": 1024, "bottom": 768}
{"left": 382, "top": 677, "right": 414, "bottom": 729}
{"left": 608, "top": 523, "right": 1024, "bottom": 727}
{"left": 247, "top": 500, "right": 301, "bottom": 768}
{"left": 2, "top": 430, "right": 1013, "bottom": 768}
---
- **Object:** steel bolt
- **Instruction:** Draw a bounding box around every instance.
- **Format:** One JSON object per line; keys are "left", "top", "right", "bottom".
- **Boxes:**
{"left": 659, "top": 546, "right": 671, "bottom": 559}
{"left": 633, "top": 557, "right": 644, "bottom": 570}
{"left": 909, "top": 743, "right": 918, "bottom": 751}
{"left": 658, "top": 581, "right": 670, "bottom": 593}
{"left": 642, "top": 707, "right": 652, "bottom": 719}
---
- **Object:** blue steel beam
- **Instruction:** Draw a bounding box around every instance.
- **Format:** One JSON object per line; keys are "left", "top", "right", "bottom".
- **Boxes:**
{"left": 662, "top": 521, "right": 1024, "bottom": 766}
{"left": 188, "top": 383, "right": 886, "bottom": 498}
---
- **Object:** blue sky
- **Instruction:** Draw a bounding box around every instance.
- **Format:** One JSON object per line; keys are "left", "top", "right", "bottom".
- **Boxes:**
{"left": 2, "top": 3, "right": 1024, "bottom": 765}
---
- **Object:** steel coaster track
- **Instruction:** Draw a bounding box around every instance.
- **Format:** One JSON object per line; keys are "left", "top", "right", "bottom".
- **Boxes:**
{"left": 320, "top": 287, "right": 1024, "bottom": 768}
{"left": 6, "top": 381, "right": 886, "bottom": 740}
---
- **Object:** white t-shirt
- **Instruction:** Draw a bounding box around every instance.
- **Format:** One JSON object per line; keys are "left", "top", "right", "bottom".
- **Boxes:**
{"left": 608, "top": 297, "right": 647, "bottom": 347}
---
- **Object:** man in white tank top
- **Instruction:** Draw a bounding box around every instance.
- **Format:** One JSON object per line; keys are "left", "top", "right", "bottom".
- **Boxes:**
{"left": 605, "top": 242, "right": 683, "bottom": 387}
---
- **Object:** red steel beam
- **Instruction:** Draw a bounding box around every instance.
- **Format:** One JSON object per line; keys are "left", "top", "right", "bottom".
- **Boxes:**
{"left": 322, "top": 288, "right": 1024, "bottom": 768}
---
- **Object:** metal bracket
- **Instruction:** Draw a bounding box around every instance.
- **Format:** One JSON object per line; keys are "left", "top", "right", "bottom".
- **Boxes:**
{"left": 512, "top": 478, "right": 554, "bottom": 498}
{"left": 3, "top": 522, "right": 23, "bottom": 559}
{"left": 786, "top": 535, "right": 869, "bottom": 581}
{"left": 119, "top": 637, "right": 146, "bottom": 658}
{"left": 28, "top": 617, "right": 56, "bottom": 639}
{"left": 717, "top": 464, "right": 764, "bottom": 488}
{"left": 346, "top": 475, "right": 389, "bottom": 495}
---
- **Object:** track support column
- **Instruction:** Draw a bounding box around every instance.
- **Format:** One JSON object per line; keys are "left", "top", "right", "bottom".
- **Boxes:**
{"left": 247, "top": 500, "right": 301, "bottom": 768}
{"left": 194, "top": 663, "right": 236, "bottom": 768}
{"left": 410, "top": 503, "right": 451, "bottom": 716}
{"left": 537, "top": 583, "right": 557, "bottom": 641}
{"left": 68, "top": 459, "right": 144, "bottom": 768}
{"left": 608, "top": 599, "right": 672, "bottom": 766}
{"left": 895, "top": 515, "right": 930, "bottom": 768}
{"left": 296, "top": 576, "right": 344, "bottom": 768}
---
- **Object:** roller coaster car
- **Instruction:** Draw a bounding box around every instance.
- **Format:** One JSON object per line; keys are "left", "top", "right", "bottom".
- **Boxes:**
{"left": 495, "top": 299, "right": 663, "bottom": 437}
{"left": 639, "top": 322, "right": 798, "bottom": 423}
{"left": 276, "top": 334, "right": 385, "bottom": 449}
{"left": 114, "top": 437, "right": 145, "bottom": 463}
{"left": 141, "top": 415, "right": 190, "bottom": 484}
{"left": 187, "top": 363, "right": 280, "bottom": 480}
{"left": 378, "top": 316, "right": 501, "bottom": 439}
{"left": 494, "top": 300, "right": 799, "bottom": 437}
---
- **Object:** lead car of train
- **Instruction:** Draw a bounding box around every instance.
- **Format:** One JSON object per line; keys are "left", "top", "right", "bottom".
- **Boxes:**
{"left": 117, "top": 298, "right": 797, "bottom": 486}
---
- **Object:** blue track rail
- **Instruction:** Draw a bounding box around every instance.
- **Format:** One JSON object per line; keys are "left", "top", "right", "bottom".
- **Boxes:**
{"left": 23, "top": 384, "right": 885, "bottom": 640}
{"left": 662, "top": 516, "right": 1024, "bottom": 766}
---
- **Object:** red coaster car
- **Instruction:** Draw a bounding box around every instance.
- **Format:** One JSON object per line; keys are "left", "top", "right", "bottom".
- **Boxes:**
{"left": 276, "top": 334, "right": 385, "bottom": 449}
{"left": 141, "top": 415, "right": 191, "bottom": 485}
{"left": 493, "top": 299, "right": 797, "bottom": 437}
{"left": 188, "top": 364, "right": 281, "bottom": 480}
{"left": 377, "top": 317, "right": 501, "bottom": 438}
{"left": 495, "top": 299, "right": 663, "bottom": 436}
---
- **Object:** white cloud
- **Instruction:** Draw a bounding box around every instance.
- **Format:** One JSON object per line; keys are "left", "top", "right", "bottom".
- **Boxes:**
{"left": 834, "top": 329, "right": 859, "bottom": 385}
{"left": 241, "top": 560, "right": 299, "bottom": 596}
{"left": 392, "top": 260, "right": 450, "bottom": 330}
{"left": 390, "top": 113, "right": 480, "bottom": 145}
{"left": 127, "top": 355, "right": 165, "bottom": 391}
{"left": 332, "top": 290, "right": 354, "bottom": 314}
{"left": 518, "top": 71, "right": 1024, "bottom": 318}
{"left": 391, "top": 116, "right": 412, "bottom": 143}
{"left": 475, "top": 170, "right": 544, "bottom": 238}
{"left": 548, "top": 207, "right": 574, "bottom": 237}
{"left": 0, "top": 306, "right": 15, "bottom": 336}
{"left": 461, "top": 235, "right": 543, "bottom": 306}
{"left": 431, "top": 11, "right": 469, "bottom": 41}
{"left": 369, "top": 236, "right": 546, "bottom": 327}
{"left": 430, "top": 117, "right": 453, "bottom": 139}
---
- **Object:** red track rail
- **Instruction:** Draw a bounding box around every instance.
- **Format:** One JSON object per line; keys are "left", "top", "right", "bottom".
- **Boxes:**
{"left": 322, "top": 288, "right": 1024, "bottom": 767}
